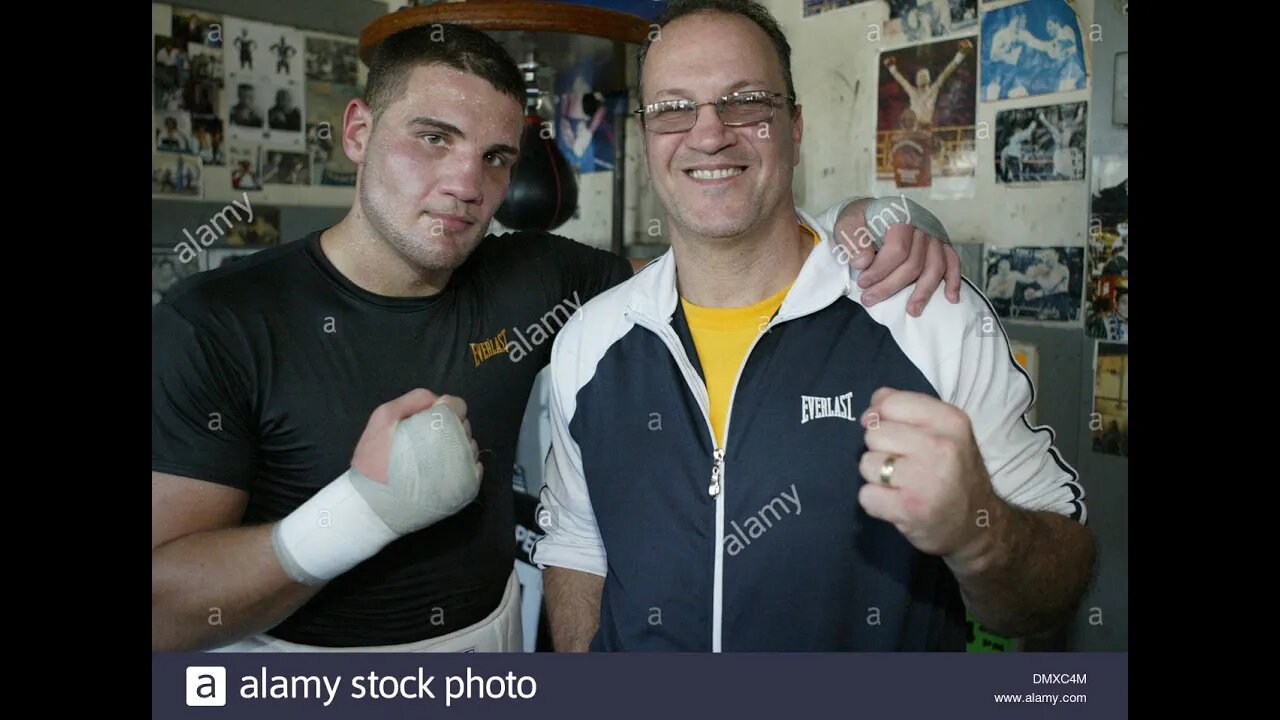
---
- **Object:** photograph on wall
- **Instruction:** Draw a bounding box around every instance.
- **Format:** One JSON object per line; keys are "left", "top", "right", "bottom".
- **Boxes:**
{"left": 1008, "top": 339, "right": 1038, "bottom": 425}
{"left": 266, "top": 84, "right": 305, "bottom": 135}
{"left": 228, "top": 143, "right": 262, "bottom": 191}
{"left": 153, "top": 249, "right": 202, "bottom": 305}
{"left": 189, "top": 44, "right": 224, "bottom": 85}
{"left": 984, "top": 245, "right": 1083, "bottom": 321}
{"left": 152, "top": 153, "right": 202, "bottom": 197}
{"left": 306, "top": 81, "right": 361, "bottom": 186}
{"left": 556, "top": 61, "right": 621, "bottom": 173}
{"left": 803, "top": 0, "right": 871, "bottom": 18}
{"left": 184, "top": 44, "right": 224, "bottom": 117}
{"left": 172, "top": 7, "right": 223, "bottom": 48}
{"left": 183, "top": 75, "right": 221, "bottom": 118}
{"left": 154, "top": 35, "right": 187, "bottom": 111}
{"left": 229, "top": 81, "right": 306, "bottom": 147}
{"left": 155, "top": 110, "right": 197, "bottom": 154}
{"left": 225, "top": 206, "right": 282, "bottom": 247}
{"left": 980, "top": 0, "right": 1087, "bottom": 101}
{"left": 876, "top": 36, "right": 978, "bottom": 198}
{"left": 885, "top": 1, "right": 979, "bottom": 41}
{"left": 306, "top": 37, "right": 359, "bottom": 84}
{"left": 1086, "top": 154, "right": 1128, "bottom": 342}
{"left": 225, "top": 18, "right": 306, "bottom": 146}
{"left": 995, "top": 101, "right": 1086, "bottom": 183}
{"left": 205, "top": 248, "right": 261, "bottom": 269}
{"left": 191, "top": 117, "right": 226, "bottom": 166}
{"left": 1091, "top": 342, "right": 1128, "bottom": 457}
{"left": 954, "top": 241, "right": 985, "bottom": 288}
{"left": 262, "top": 149, "right": 310, "bottom": 185}
{"left": 225, "top": 18, "right": 303, "bottom": 80}
{"left": 228, "top": 79, "right": 267, "bottom": 136}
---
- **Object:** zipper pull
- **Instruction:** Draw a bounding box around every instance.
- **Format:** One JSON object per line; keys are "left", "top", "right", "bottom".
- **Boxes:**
{"left": 708, "top": 447, "right": 725, "bottom": 497}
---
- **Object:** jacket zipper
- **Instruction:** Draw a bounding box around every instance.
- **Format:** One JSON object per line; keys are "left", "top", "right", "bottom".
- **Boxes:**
{"left": 630, "top": 308, "right": 791, "bottom": 653}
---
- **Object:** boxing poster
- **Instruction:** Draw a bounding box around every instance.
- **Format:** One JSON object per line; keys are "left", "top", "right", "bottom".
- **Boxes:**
{"left": 803, "top": 0, "right": 871, "bottom": 18}
{"left": 995, "top": 101, "right": 1086, "bottom": 183}
{"left": 224, "top": 17, "right": 306, "bottom": 147}
{"left": 262, "top": 149, "right": 311, "bottom": 185}
{"left": 228, "top": 142, "right": 262, "bottom": 191}
{"left": 884, "top": 0, "right": 979, "bottom": 40}
{"left": 1086, "top": 155, "right": 1128, "bottom": 342}
{"left": 980, "top": 0, "right": 1087, "bottom": 101}
{"left": 306, "top": 37, "right": 359, "bottom": 85}
{"left": 152, "top": 152, "right": 203, "bottom": 198}
{"left": 556, "top": 61, "right": 621, "bottom": 174}
{"left": 875, "top": 36, "right": 978, "bottom": 199}
{"left": 984, "top": 246, "right": 1083, "bottom": 322}
{"left": 307, "top": 81, "right": 361, "bottom": 186}
{"left": 1091, "top": 342, "right": 1128, "bottom": 457}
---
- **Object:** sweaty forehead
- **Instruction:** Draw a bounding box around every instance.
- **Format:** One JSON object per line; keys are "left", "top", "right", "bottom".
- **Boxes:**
{"left": 642, "top": 12, "right": 783, "bottom": 95}
{"left": 391, "top": 65, "right": 523, "bottom": 140}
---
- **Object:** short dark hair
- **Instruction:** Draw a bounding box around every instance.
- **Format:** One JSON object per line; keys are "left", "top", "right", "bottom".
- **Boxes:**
{"left": 638, "top": 0, "right": 795, "bottom": 106}
{"left": 364, "top": 23, "right": 525, "bottom": 122}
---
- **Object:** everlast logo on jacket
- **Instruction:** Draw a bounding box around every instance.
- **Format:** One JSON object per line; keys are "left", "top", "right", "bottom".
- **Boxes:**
{"left": 800, "top": 391, "right": 856, "bottom": 424}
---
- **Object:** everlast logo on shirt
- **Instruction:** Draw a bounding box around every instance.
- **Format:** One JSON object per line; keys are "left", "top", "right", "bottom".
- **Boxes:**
{"left": 470, "top": 328, "right": 510, "bottom": 367}
{"left": 800, "top": 391, "right": 856, "bottom": 424}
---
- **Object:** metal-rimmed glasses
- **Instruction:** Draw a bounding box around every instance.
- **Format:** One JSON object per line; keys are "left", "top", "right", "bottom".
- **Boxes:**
{"left": 634, "top": 90, "right": 796, "bottom": 134}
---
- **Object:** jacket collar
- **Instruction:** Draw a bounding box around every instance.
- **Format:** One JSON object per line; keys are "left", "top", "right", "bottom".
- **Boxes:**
{"left": 624, "top": 208, "right": 856, "bottom": 323}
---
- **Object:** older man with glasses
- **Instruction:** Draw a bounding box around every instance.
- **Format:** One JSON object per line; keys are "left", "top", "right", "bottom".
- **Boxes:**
{"left": 533, "top": 0, "right": 1094, "bottom": 652}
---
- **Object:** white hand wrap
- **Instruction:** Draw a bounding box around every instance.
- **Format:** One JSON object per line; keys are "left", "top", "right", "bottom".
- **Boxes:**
{"left": 271, "top": 404, "right": 481, "bottom": 585}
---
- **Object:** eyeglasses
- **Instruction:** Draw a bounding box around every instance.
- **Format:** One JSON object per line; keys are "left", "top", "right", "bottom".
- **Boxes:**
{"left": 634, "top": 90, "right": 796, "bottom": 134}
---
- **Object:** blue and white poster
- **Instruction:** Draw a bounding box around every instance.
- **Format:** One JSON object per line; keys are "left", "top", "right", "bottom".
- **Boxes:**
{"left": 556, "top": 61, "right": 626, "bottom": 174}
{"left": 980, "top": 0, "right": 1087, "bottom": 101}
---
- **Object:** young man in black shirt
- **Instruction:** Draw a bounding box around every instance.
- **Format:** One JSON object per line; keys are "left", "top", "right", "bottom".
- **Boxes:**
{"left": 151, "top": 23, "right": 959, "bottom": 652}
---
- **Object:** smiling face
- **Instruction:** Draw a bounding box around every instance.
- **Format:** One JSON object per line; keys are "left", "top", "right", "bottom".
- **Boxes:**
{"left": 350, "top": 63, "right": 523, "bottom": 272}
{"left": 640, "top": 11, "right": 801, "bottom": 242}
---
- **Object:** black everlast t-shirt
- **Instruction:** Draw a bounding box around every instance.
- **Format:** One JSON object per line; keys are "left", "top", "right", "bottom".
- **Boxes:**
{"left": 152, "top": 230, "right": 631, "bottom": 647}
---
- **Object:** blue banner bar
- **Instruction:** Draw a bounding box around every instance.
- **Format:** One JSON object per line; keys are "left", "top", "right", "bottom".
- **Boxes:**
{"left": 158, "top": 652, "right": 1126, "bottom": 718}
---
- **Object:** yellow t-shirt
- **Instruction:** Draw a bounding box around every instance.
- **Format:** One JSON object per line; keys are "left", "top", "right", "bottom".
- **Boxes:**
{"left": 680, "top": 225, "right": 819, "bottom": 447}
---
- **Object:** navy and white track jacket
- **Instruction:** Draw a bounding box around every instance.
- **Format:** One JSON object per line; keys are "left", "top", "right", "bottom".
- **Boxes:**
{"left": 531, "top": 205, "right": 1086, "bottom": 651}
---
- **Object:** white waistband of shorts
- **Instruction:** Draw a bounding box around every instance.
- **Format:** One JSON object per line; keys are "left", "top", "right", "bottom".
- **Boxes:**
{"left": 211, "top": 568, "right": 522, "bottom": 653}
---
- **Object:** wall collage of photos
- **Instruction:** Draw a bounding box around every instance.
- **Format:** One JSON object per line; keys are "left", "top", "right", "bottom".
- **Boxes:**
{"left": 808, "top": 0, "right": 1125, "bottom": 462}
{"left": 807, "top": 0, "right": 1126, "bottom": 652}
{"left": 152, "top": 6, "right": 363, "bottom": 304}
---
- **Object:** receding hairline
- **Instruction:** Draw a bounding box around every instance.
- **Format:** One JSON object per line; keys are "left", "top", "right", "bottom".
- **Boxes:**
{"left": 639, "top": 9, "right": 789, "bottom": 97}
